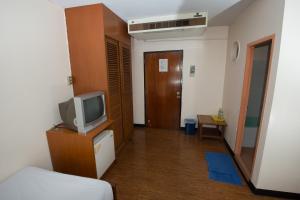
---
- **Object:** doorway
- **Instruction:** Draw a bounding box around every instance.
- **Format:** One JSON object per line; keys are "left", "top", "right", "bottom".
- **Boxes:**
{"left": 144, "top": 50, "right": 183, "bottom": 129}
{"left": 235, "top": 35, "right": 274, "bottom": 179}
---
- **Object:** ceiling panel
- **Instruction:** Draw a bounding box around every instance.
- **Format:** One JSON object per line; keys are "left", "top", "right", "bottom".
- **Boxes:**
{"left": 50, "top": 0, "right": 247, "bottom": 25}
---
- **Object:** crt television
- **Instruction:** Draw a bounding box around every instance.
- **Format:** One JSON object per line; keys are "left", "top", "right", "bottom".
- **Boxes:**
{"left": 59, "top": 91, "right": 107, "bottom": 134}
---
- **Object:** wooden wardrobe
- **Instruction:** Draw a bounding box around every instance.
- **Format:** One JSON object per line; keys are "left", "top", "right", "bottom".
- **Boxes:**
{"left": 65, "top": 4, "right": 133, "bottom": 151}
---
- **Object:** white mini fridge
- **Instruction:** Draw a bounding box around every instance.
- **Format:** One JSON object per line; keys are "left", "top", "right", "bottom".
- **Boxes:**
{"left": 93, "top": 130, "right": 115, "bottom": 178}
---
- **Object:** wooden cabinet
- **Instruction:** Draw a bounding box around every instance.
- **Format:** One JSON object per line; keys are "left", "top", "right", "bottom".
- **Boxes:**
{"left": 105, "top": 37, "right": 124, "bottom": 149}
{"left": 119, "top": 43, "right": 134, "bottom": 140}
{"left": 46, "top": 120, "right": 113, "bottom": 178}
{"left": 65, "top": 4, "right": 133, "bottom": 151}
{"left": 105, "top": 38, "right": 134, "bottom": 146}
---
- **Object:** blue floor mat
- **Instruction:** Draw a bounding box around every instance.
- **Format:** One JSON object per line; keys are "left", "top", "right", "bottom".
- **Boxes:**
{"left": 205, "top": 152, "right": 242, "bottom": 185}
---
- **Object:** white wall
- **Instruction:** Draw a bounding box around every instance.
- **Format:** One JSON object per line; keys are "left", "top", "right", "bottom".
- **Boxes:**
{"left": 222, "top": 0, "right": 285, "bottom": 188}
{"left": 223, "top": 0, "right": 284, "bottom": 151}
{"left": 223, "top": 0, "right": 300, "bottom": 194}
{"left": 132, "top": 27, "right": 228, "bottom": 126}
{"left": 254, "top": 0, "right": 300, "bottom": 193}
{"left": 0, "top": 0, "right": 73, "bottom": 181}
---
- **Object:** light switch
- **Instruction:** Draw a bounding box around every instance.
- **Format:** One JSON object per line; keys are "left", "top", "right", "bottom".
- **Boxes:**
{"left": 68, "top": 76, "right": 73, "bottom": 85}
{"left": 190, "top": 65, "right": 196, "bottom": 77}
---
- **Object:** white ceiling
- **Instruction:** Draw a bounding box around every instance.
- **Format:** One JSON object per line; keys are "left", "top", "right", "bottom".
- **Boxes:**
{"left": 50, "top": 0, "right": 253, "bottom": 26}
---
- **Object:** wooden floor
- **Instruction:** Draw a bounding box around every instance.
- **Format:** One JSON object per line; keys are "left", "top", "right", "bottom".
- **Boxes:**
{"left": 241, "top": 147, "right": 255, "bottom": 172}
{"left": 103, "top": 128, "right": 280, "bottom": 200}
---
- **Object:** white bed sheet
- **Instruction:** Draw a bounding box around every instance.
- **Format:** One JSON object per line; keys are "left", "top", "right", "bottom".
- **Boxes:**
{"left": 0, "top": 167, "right": 113, "bottom": 200}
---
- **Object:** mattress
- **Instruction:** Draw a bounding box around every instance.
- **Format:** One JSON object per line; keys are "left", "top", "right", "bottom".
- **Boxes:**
{"left": 0, "top": 167, "right": 113, "bottom": 200}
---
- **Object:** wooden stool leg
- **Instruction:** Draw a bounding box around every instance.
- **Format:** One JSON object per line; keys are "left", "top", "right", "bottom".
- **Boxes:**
{"left": 199, "top": 124, "right": 203, "bottom": 140}
{"left": 221, "top": 126, "right": 225, "bottom": 139}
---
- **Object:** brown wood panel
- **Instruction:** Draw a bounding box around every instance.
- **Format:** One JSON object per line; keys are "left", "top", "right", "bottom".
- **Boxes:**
{"left": 102, "top": 4, "right": 131, "bottom": 45}
{"left": 105, "top": 37, "right": 124, "bottom": 150}
{"left": 120, "top": 43, "right": 134, "bottom": 141}
{"left": 47, "top": 133, "right": 96, "bottom": 178}
{"left": 65, "top": 4, "right": 107, "bottom": 96}
{"left": 111, "top": 116, "right": 124, "bottom": 150}
{"left": 64, "top": 2, "right": 132, "bottom": 154}
{"left": 110, "top": 104, "right": 123, "bottom": 120}
{"left": 106, "top": 38, "right": 122, "bottom": 107}
{"left": 120, "top": 45, "right": 133, "bottom": 94}
{"left": 46, "top": 121, "right": 112, "bottom": 178}
{"left": 144, "top": 51, "right": 183, "bottom": 129}
{"left": 121, "top": 94, "right": 134, "bottom": 141}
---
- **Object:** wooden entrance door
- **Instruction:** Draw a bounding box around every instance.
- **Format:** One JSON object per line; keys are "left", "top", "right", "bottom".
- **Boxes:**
{"left": 144, "top": 51, "right": 183, "bottom": 129}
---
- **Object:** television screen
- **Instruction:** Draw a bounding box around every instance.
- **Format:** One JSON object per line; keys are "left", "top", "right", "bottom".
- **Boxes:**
{"left": 83, "top": 96, "right": 104, "bottom": 124}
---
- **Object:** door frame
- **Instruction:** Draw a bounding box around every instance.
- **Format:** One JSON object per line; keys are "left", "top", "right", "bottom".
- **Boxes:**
{"left": 143, "top": 50, "right": 183, "bottom": 128}
{"left": 234, "top": 34, "right": 275, "bottom": 180}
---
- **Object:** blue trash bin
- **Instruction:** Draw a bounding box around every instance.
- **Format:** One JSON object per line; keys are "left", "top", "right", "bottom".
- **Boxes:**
{"left": 184, "top": 119, "right": 196, "bottom": 135}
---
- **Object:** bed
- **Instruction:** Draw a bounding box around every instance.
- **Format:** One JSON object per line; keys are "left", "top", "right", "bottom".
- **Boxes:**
{"left": 0, "top": 167, "right": 114, "bottom": 200}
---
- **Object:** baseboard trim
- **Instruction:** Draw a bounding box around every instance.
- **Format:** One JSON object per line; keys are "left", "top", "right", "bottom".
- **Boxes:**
{"left": 134, "top": 125, "right": 198, "bottom": 131}
{"left": 223, "top": 139, "right": 249, "bottom": 183}
{"left": 134, "top": 124, "right": 146, "bottom": 127}
{"left": 223, "top": 138, "right": 234, "bottom": 156}
{"left": 180, "top": 127, "right": 198, "bottom": 130}
{"left": 249, "top": 181, "right": 300, "bottom": 199}
{"left": 223, "top": 139, "right": 300, "bottom": 199}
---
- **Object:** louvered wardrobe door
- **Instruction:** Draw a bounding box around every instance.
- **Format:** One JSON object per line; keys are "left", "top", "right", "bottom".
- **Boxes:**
{"left": 105, "top": 37, "right": 124, "bottom": 150}
{"left": 120, "top": 43, "right": 134, "bottom": 141}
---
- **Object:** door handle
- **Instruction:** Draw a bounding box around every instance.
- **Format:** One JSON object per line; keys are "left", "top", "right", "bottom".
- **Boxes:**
{"left": 176, "top": 91, "right": 181, "bottom": 99}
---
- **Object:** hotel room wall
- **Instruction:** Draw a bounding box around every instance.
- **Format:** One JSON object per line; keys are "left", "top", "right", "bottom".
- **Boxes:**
{"left": 223, "top": 0, "right": 288, "bottom": 190}
{"left": 131, "top": 27, "right": 228, "bottom": 127}
{"left": 254, "top": 0, "right": 300, "bottom": 193}
{"left": 0, "top": 0, "right": 73, "bottom": 181}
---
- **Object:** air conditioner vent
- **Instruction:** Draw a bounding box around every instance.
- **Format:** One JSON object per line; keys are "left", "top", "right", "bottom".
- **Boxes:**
{"left": 128, "top": 12, "right": 208, "bottom": 40}
{"left": 129, "top": 17, "right": 206, "bottom": 32}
